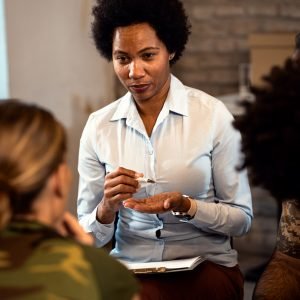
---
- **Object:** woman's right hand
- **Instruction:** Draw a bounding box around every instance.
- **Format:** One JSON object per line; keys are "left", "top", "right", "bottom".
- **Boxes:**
{"left": 96, "top": 167, "right": 141, "bottom": 224}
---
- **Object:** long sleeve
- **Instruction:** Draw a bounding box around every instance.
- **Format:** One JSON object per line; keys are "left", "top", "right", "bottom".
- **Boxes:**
{"left": 77, "top": 115, "right": 115, "bottom": 247}
{"left": 190, "top": 101, "right": 252, "bottom": 236}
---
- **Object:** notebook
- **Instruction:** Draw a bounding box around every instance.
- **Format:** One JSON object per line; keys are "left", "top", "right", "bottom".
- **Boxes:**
{"left": 119, "top": 256, "right": 206, "bottom": 274}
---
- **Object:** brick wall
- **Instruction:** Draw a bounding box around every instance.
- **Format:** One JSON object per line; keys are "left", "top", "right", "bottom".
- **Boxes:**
{"left": 172, "top": 0, "right": 300, "bottom": 96}
{"left": 115, "top": 1, "right": 300, "bottom": 97}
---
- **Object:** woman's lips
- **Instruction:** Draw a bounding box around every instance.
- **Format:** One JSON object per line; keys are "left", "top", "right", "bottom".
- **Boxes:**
{"left": 129, "top": 84, "right": 150, "bottom": 93}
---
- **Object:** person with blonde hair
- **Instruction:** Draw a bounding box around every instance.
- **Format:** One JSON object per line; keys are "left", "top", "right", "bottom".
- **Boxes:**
{"left": 0, "top": 99, "right": 139, "bottom": 300}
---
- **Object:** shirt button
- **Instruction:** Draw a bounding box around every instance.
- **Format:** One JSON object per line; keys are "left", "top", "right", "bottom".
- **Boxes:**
{"left": 96, "top": 232, "right": 104, "bottom": 241}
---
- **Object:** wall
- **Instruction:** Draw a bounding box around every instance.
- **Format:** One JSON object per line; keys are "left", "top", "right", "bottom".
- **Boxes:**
{"left": 5, "top": 0, "right": 115, "bottom": 214}
{"left": 173, "top": 0, "right": 300, "bottom": 96}
{"left": 0, "top": 0, "right": 8, "bottom": 98}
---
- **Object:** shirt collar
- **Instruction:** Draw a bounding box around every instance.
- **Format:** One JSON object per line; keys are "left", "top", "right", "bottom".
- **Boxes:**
{"left": 4, "top": 219, "right": 59, "bottom": 236}
{"left": 110, "top": 92, "right": 133, "bottom": 121}
{"left": 166, "top": 74, "right": 189, "bottom": 117}
{"left": 110, "top": 74, "right": 189, "bottom": 122}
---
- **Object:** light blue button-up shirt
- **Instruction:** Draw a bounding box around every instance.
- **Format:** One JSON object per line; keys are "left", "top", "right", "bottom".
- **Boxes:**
{"left": 77, "top": 75, "right": 253, "bottom": 267}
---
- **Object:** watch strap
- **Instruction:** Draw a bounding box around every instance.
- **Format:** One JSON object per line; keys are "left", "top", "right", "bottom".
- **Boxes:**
{"left": 171, "top": 195, "right": 196, "bottom": 221}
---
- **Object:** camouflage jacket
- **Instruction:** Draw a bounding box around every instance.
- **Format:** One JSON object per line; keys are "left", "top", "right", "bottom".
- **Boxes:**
{"left": 0, "top": 220, "right": 138, "bottom": 299}
{"left": 277, "top": 199, "right": 300, "bottom": 258}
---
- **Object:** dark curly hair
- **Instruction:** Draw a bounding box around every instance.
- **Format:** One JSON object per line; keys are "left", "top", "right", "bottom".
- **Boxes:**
{"left": 233, "top": 59, "right": 300, "bottom": 202}
{"left": 91, "top": 0, "right": 191, "bottom": 65}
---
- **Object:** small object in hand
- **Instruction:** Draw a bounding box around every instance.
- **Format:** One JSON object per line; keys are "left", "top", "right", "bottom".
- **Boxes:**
{"left": 137, "top": 177, "right": 156, "bottom": 183}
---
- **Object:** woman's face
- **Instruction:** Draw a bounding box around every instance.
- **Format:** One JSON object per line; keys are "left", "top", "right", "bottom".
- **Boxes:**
{"left": 112, "top": 23, "right": 172, "bottom": 103}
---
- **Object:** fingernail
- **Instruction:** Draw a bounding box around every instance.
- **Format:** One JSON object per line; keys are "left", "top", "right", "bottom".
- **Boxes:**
{"left": 135, "top": 172, "right": 144, "bottom": 178}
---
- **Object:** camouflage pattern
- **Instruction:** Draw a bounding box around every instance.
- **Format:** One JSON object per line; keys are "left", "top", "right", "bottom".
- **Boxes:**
{"left": 0, "top": 221, "right": 138, "bottom": 299}
{"left": 254, "top": 199, "right": 300, "bottom": 299}
{"left": 277, "top": 199, "right": 300, "bottom": 258}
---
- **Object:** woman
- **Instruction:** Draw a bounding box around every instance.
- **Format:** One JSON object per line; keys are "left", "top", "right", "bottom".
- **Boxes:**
{"left": 234, "top": 59, "right": 300, "bottom": 299}
{"left": 77, "top": 0, "right": 252, "bottom": 299}
{"left": 0, "top": 99, "right": 139, "bottom": 300}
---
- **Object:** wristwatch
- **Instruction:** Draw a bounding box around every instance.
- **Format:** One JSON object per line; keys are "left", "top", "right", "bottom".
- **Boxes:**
{"left": 171, "top": 195, "right": 194, "bottom": 221}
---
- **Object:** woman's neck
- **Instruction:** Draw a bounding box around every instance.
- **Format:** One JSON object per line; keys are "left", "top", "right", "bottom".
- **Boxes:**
{"left": 277, "top": 199, "right": 300, "bottom": 258}
{"left": 134, "top": 76, "right": 171, "bottom": 136}
{"left": 13, "top": 194, "right": 61, "bottom": 230}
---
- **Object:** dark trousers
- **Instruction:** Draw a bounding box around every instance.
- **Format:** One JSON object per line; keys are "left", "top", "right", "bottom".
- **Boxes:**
{"left": 136, "top": 261, "right": 244, "bottom": 300}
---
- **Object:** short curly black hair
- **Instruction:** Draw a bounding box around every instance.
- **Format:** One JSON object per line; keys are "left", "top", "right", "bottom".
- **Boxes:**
{"left": 233, "top": 59, "right": 300, "bottom": 202}
{"left": 91, "top": 0, "right": 191, "bottom": 65}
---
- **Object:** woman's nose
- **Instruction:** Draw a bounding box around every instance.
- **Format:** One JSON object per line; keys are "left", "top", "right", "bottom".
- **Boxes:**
{"left": 129, "top": 60, "right": 145, "bottom": 79}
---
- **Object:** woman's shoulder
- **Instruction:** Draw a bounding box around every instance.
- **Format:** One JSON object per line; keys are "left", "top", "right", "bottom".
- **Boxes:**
{"left": 171, "top": 75, "right": 225, "bottom": 112}
{"left": 0, "top": 230, "right": 102, "bottom": 299}
{"left": 183, "top": 85, "right": 230, "bottom": 118}
{"left": 0, "top": 231, "right": 138, "bottom": 300}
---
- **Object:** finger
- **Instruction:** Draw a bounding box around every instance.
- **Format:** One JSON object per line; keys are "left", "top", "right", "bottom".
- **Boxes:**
{"left": 62, "top": 212, "right": 83, "bottom": 236}
{"left": 55, "top": 212, "right": 75, "bottom": 237}
{"left": 55, "top": 221, "right": 68, "bottom": 237}
{"left": 163, "top": 199, "right": 171, "bottom": 209}
{"left": 123, "top": 198, "right": 144, "bottom": 209}
{"left": 105, "top": 174, "right": 140, "bottom": 190}
{"left": 61, "top": 212, "right": 94, "bottom": 245}
{"left": 123, "top": 199, "right": 165, "bottom": 213}
{"left": 104, "top": 184, "right": 137, "bottom": 199}
{"left": 124, "top": 202, "right": 154, "bottom": 212}
{"left": 111, "top": 193, "right": 136, "bottom": 204}
{"left": 107, "top": 166, "right": 141, "bottom": 180}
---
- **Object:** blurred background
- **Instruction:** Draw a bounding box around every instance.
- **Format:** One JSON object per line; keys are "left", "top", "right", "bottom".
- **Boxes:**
{"left": 0, "top": 1, "right": 299, "bottom": 298}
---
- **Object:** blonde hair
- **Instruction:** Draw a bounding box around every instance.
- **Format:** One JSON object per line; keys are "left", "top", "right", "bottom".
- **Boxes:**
{"left": 0, "top": 99, "right": 66, "bottom": 226}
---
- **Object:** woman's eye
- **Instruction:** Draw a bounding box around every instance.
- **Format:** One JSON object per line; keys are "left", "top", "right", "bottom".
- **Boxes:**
{"left": 116, "top": 56, "right": 130, "bottom": 64}
{"left": 143, "top": 53, "right": 155, "bottom": 60}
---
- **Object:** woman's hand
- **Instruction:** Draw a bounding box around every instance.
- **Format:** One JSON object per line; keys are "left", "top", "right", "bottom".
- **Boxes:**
{"left": 123, "top": 192, "right": 190, "bottom": 214}
{"left": 57, "top": 212, "right": 94, "bottom": 246}
{"left": 97, "top": 167, "right": 141, "bottom": 223}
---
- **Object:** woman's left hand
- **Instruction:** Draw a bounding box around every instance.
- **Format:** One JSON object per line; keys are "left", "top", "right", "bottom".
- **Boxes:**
{"left": 123, "top": 192, "right": 190, "bottom": 214}
{"left": 56, "top": 212, "right": 95, "bottom": 246}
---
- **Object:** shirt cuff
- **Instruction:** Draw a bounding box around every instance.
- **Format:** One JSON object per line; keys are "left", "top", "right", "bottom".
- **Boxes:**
{"left": 187, "top": 198, "right": 198, "bottom": 218}
{"left": 90, "top": 205, "right": 115, "bottom": 244}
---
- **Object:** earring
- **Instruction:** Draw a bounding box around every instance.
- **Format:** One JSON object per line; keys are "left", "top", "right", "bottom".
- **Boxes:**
{"left": 169, "top": 53, "right": 175, "bottom": 60}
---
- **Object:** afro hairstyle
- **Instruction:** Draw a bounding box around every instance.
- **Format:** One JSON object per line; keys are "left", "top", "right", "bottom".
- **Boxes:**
{"left": 233, "top": 59, "right": 300, "bottom": 202}
{"left": 91, "top": 0, "right": 191, "bottom": 65}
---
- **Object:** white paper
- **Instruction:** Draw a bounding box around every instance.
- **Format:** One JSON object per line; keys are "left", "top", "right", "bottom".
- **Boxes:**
{"left": 119, "top": 256, "right": 205, "bottom": 274}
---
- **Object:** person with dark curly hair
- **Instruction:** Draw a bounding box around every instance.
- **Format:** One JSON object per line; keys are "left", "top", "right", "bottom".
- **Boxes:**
{"left": 233, "top": 59, "right": 300, "bottom": 299}
{"left": 77, "top": 1, "right": 252, "bottom": 299}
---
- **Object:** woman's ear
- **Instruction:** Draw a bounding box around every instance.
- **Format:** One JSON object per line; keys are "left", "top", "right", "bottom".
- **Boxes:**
{"left": 169, "top": 53, "right": 175, "bottom": 61}
{"left": 51, "top": 163, "right": 72, "bottom": 201}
